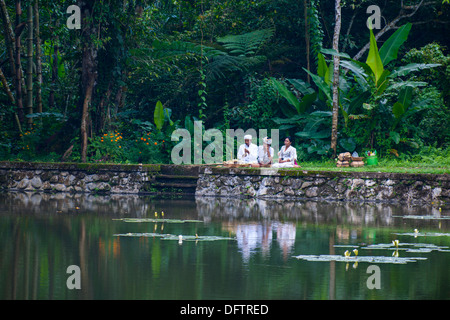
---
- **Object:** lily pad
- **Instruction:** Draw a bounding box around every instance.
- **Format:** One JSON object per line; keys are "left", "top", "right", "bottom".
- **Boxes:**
{"left": 393, "top": 215, "right": 450, "bottom": 220}
{"left": 113, "top": 232, "right": 235, "bottom": 241}
{"left": 361, "top": 242, "right": 449, "bottom": 253}
{"left": 333, "top": 245, "right": 360, "bottom": 248}
{"left": 292, "top": 254, "right": 427, "bottom": 264}
{"left": 393, "top": 232, "right": 450, "bottom": 237}
{"left": 113, "top": 218, "right": 203, "bottom": 223}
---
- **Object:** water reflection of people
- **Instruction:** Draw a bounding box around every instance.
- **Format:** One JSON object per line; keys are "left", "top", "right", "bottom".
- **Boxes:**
{"left": 234, "top": 222, "right": 296, "bottom": 263}
{"left": 275, "top": 223, "right": 296, "bottom": 261}
{"left": 236, "top": 224, "right": 272, "bottom": 263}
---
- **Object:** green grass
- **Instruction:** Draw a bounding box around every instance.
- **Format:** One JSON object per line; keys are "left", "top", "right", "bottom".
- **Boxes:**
{"left": 289, "top": 160, "right": 449, "bottom": 174}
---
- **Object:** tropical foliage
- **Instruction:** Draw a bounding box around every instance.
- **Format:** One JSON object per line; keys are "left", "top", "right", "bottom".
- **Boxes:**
{"left": 0, "top": 0, "right": 448, "bottom": 164}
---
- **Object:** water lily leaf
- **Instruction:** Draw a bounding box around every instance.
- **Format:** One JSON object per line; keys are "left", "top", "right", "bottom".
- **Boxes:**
{"left": 293, "top": 254, "right": 426, "bottom": 264}
{"left": 393, "top": 215, "right": 450, "bottom": 220}
{"left": 113, "top": 232, "right": 235, "bottom": 241}
{"left": 114, "top": 218, "right": 203, "bottom": 223}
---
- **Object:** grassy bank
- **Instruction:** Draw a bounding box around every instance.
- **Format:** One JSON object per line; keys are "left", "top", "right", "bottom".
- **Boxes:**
{"left": 292, "top": 160, "right": 449, "bottom": 175}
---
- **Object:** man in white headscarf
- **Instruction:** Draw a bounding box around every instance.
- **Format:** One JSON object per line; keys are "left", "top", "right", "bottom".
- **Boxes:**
{"left": 257, "top": 137, "right": 274, "bottom": 167}
{"left": 237, "top": 134, "right": 258, "bottom": 163}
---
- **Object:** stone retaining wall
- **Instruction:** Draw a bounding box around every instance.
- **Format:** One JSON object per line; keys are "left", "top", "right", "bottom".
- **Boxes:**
{"left": 0, "top": 162, "right": 161, "bottom": 194}
{"left": 0, "top": 162, "right": 448, "bottom": 205}
{"left": 196, "top": 167, "right": 449, "bottom": 205}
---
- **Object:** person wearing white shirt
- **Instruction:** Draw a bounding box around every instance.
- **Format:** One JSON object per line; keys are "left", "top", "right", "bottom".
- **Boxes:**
{"left": 272, "top": 136, "right": 297, "bottom": 168}
{"left": 237, "top": 134, "right": 258, "bottom": 163}
{"left": 257, "top": 137, "right": 274, "bottom": 167}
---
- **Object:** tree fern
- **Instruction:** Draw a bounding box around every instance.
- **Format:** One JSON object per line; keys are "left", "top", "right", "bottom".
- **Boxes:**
{"left": 216, "top": 28, "right": 275, "bottom": 57}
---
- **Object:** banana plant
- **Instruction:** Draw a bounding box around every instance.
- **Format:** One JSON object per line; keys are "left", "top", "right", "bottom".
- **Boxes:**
{"left": 321, "top": 22, "right": 441, "bottom": 149}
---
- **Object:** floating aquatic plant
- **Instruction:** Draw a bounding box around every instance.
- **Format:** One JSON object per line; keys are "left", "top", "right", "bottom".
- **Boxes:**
{"left": 333, "top": 245, "right": 360, "bottom": 248}
{"left": 361, "top": 242, "right": 449, "bottom": 252}
{"left": 393, "top": 215, "right": 450, "bottom": 220}
{"left": 292, "top": 254, "right": 427, "bottom": 264}
{"left": 113, "top": 232, "right": 235, "bottom": 241}
{"left": 392, "top": 232, "right": 450, "bottom": 237}
{"left": 113, "top": 218, "right": 203, "bottom": 223}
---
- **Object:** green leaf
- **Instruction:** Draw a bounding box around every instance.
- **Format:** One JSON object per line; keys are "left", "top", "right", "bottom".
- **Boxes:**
{"left": 398, "top": 85, "right": 413, "bottom": 110}
{"left": 287, "top": 79, "right": 315, "bottom": 95}
{"left": 365, "top": 25, "right": 384, "bottom": 84}
{"left": 303, "top": 68, "right": 332, "bottom": 103}
{"left": 271, "top": 78, "right": 301, "bottom": 114}
{"left": 389, "top": 63, "right": 441, "bottom": 78}
{"left": 392, "top": 102, "right": 405, "bottom": 119}
{"left": 298, "top": 92, "right": 317, "bottom": 114}
{"left": 390, "top": 131, "right": 400, "bottom": 144}
{"left": 317, "top": 53, "right": 328, "bottom": 78}
{"left": 320, "top": 48, "right": 351, "bottom": 60}
{"left": 154, "top": 100, "right": 165, "bottom": 130}
{"left": 348, "top": 90, "right": 371, "bottom": 114}
{"left": 340, "top": 60, "right": 369, "bottom": 88}
{"left": 388, "top": 81, "right": 428, "bottom": 90}
{"left": 376, "top": 69, "right": 391, "bottom": 94}
{"left": 339, "top": 137, "right": 356, "bottom": 152}
{"left": 379, "top": 23, "right": 412, "bottom": 66}
{"left": 295, "top": 129, "right": 330, "bottom": 139}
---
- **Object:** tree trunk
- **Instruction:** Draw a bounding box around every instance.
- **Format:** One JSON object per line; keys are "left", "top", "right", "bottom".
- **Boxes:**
{"left": 34, "top": 0, "right": 42, "bottom": 114}
{"left": 49, "top": 40, "right": 58, "bottom": 109}
{"left": 304, "top": 0, "right": 310, "bottom": 83}
{"left": 0, "top": 0, "right": 16, "bottom": 76}
{"left": 0, "top": 67, "right": 15, "bottom": 104}
{"left": 79, "top": 0, "right": 98, "bottom": 163}
{"left": 26, "top": 4, "right": 33, "bottom": 130}
{"left": 15, "top": 0, "right": 24, "bottom": 123}
{"left": 330, "top": 0, "right": 341, "bottom": 158}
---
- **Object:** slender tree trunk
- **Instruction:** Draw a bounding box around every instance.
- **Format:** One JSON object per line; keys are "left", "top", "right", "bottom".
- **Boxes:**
{"left": 15, "top": 0, "right": 24, "bottom": 123}
{"left": 304, "top": 0, "right": 310, "bottom": 83}
{"left": 34, "top": 0, "right": 42, "bottom": 114}
{"left": 0, "top": 0, "right": 16, "bottom": 76}
{"left": 0, "top": 67, "right": 15, "bottom": 104}
{"left": 79, "top": 0, "right": 98, "bottom": 163}
{"left": 330, "top": 0, "right": 341, "bottom": 158}
{"left": 49, "top": 39, "right": 58, "bottom": 109}
{"left": 26, "top": 4, "right": 33, "bottom": 130}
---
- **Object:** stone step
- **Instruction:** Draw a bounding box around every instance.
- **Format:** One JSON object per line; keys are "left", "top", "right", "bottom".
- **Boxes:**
{"left": 154, "top": 174, "right": 198, "bottom": 184}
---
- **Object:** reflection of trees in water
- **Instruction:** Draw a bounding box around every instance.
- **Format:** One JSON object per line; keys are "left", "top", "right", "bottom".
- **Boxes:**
{"left": 0, "top": 192, "right": 198, "bottom": 219}
{"left": 195, "top": 197, "right": 440, "bottom": 227}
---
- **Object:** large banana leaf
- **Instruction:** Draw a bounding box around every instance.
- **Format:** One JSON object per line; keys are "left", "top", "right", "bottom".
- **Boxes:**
{"left": 298, "top": 92, "right": 317, "bottom": 114}
{"left": 154, "top": 100, "right": 165, "bottom": 130}
{"left": 392, "top": 102, "right": 405, "bottom": 119}
{"left": 271, "top": 78, "right": 301, "bottom": 115}
{"left": 340, "top": 60, "right": 369, "bottom": 88}
{"left": 398, "top": 85, "right": 413, "bottom": 110}
{"left": 366, "top": 24, "right": 384, "bottom": 84}
{"left": 389, "top": 63, "right": 442, "bottom": 78}
{"left": 287, "top": 79, "right": 316, "bottom": 95}
{"left": 317, "top": 53, "right": 328, "bottom": 78}
{"left": 303, "top": 68, "right": 332, "bottom": 103}
{"left": 379, "top": 23, "right": 412, "bottom": 66}
{"left": 348, "top": 90, "right": 371, "bottom": 114}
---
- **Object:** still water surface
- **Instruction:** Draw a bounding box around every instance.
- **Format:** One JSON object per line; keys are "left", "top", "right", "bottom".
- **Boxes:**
{"left": 0, "top": 192, "right": 449, "bottom": 300}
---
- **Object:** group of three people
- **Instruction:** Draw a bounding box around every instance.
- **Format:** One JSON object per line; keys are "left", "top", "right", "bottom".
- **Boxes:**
{"left": 237, "top": 135, "right": 297, "bottom": 168}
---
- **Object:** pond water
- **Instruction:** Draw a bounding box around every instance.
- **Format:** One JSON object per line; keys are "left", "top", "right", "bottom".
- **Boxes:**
{"left": 0, "top": 192, "right": 449, "bottom": 300}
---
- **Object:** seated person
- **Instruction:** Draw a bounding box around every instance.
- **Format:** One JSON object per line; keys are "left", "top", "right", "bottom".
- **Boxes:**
{"left": 237, "top": 134, "right": 258, "bottom": 164}
{"left": 256, "top": 137, "right": 274, "bottom": 167}
{"left": 272, "top": 136, "right": 297, "bottom": 168}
